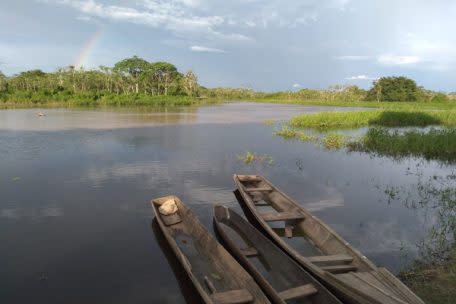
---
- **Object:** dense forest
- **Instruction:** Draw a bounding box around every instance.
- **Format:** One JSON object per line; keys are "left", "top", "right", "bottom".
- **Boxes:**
{"left": 0, "top": 56, "right": 199, "bottom": 105}
{"left": 0, "top": 56, "right": 454, "bottom": 106}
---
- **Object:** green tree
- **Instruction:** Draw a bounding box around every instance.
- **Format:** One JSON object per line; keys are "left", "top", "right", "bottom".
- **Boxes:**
{"left": 182, "top": 70, "right": 198, "bottom": 96}
{"left": 0, "top": 70, "right": 7, "bottom": 92}
{"left": 367, "top": 76, "right": 420, "bottom": 102}
{"left": 431, "top": 92, "right": 449, "bottom": 103}
{"left": 113, "top": 56, "right": 149, "bottom": 94}
{"left": 148, "top": 62, "right": 180, "bottom": 95}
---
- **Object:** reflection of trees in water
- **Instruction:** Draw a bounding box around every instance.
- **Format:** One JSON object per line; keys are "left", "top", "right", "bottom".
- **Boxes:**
{"left": 379, "top": 168, "right": 456, "bottom": 264}
{"left": 349, "top": 127, "right": 456, "bottom": 165}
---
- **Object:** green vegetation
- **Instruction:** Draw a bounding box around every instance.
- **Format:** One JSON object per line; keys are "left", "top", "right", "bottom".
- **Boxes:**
{"left": 401, "top": 246, "right": 456, "bottom": 304}
{"left": 274, "top": 126, "right": 317, "bottom": 142}
{"left": 237, "top": 151, "right": 274, "bottom": 165}
{"left": 366, "top": 76, "right": 420, "bottom": 102}
{"left": 391, "top": 171, "right": 456, "bottom": 304}
{"left": 263, "top": 119, "right": 275, "bottom": 126}
{"left": 202, "top": 76, "right": 452, "bottom": 107}
{"left": 0, "top": 56, "right": 202, "bottom": 107}
{"left": 274, "top": 126, "right": 351, "bottom": 150}
{"left": 322, "top": 134, "right": 349, "bottom": 150}
{"left": 1, "top": 65, "right": 454, "bottom": 108}
{"left": 290, "top": 110, "right": 456, "bottom": 129}
{"left": 348, "top": 128, "right": 456, "bottom": 164}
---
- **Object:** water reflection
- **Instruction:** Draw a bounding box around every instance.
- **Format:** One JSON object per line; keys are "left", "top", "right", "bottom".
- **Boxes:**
{"left": 375, "top": 167, "right": 456, "bottom": 264}
{"left": 0, "top": 104, "right": 452, "bottom": 303}
{"left": 0, "top": 103, "right": 366, "bottom": 131}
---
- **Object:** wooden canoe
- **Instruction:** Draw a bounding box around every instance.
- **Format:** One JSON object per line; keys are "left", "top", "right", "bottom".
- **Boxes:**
{"left": 233, "top": 175, "right": 425, "bottom": 304}
{"left": 213, "top": 205, "right": 343, "bottom": 304}
{"left": 152, "top": 195, "right": 271, "bottom": 304}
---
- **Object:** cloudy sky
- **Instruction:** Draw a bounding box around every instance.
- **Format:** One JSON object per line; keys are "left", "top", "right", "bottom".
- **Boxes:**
{"left": 1, "top": 0, "right": 455, "bottom": 91}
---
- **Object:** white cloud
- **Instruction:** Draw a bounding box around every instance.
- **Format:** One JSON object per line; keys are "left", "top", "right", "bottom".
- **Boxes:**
{"left": 336, "top": 55, "right": 371, "bottom": 61}
{"left": 377, "top": 55, "right": 420, "bottom": 65}
{"left": 345, "top": 75, "right": 377, "bottom": 80}
{"left": 52, "top": 0, "right": 251, "bottom": 41}
{"left": 292, "top": 83, "right": 301, "bottom": 88}
{"left": 190, "top": 45, "right": 226, "bottom": 53}
{"left": 59, "top": 0, "right": 223, "bottom": 29}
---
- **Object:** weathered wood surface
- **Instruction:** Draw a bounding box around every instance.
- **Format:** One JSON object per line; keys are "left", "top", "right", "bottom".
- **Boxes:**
{"left": 308, "top": 254, "right": 354, "bottom": 264}
{"left": 233, "top": 174, "right": 425, "bottom": 304}
{"left": 152, "top": 196, "right": 271, "bottom": 304}
{"left": 260, "top": 211, "right": 305, "bottom": 222}
{"left": 213, "top": 205, "right": 343, "bottom": 304}
{"left": 245, "top": 187, "right": 273, "bottom": 192}
{"left": 277, "top": 284, "right": 318, "bottom": 301}
{"left": 211, "top": 289, "right": 254, "bottom": 304}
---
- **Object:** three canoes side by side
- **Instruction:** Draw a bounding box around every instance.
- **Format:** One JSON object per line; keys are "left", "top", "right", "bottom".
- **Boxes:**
{"left": 213, "top": 205, "right": 343, "bottom": 304}
{"left": 152, "top": 195, "right": 271, "bottom": 304}
{"left": 233, "top": 174, "right": 425, "bottom": 304}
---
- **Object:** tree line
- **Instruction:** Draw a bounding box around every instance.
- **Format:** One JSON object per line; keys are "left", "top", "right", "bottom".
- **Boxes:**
{"left": 0, "top": 58, "right": 453, "bottom": 105}
{"left": 203, "top": 77, "right": 452, "bottom": 103}
{"left": 0, "top": 56, "right": 199, "bottom": 104}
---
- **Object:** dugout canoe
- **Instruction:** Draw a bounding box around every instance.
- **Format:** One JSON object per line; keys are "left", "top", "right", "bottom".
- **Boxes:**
{"left": 213, "top": 205, "right": 343, "bottom": 304}
{"left": 152, "top": 195, "right": 271, "bottom": 304}
{"left": 233, "top": 174, "right": 425, "bottom": 304}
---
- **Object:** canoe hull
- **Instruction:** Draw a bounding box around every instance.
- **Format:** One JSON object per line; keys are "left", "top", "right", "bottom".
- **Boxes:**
{"left": 233, "top": 175, "right": 424, "bottom": 304}
{"left": 152, "top": 195, "right": 271, "bottom": 304}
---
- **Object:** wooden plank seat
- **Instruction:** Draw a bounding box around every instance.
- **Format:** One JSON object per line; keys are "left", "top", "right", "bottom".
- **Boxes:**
{"left": 308, "top": 254, "right": 354, "bottom": 264}
{"left": 245, "top": 186, "right": 273, "bottom": 192}
{"left": 278, "top": 284, "right": 318, "bottom": 301}
{"left": 211, "top": 289, "right": 254, "bottom": 304}
{"left": 321, "top": 264, "right": 357, "bottom": 274}
{"left": 240, "top": 246, "right": 260, "bottom": 257}
{"left": 260, "top": 211, "right": 305, "bottom": 222}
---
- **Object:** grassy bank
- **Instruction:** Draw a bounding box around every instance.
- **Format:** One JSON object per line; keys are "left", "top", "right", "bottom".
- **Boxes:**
{"left": 244, "top": 98, "right": 456, "bottom": 110}
{"left": 0, "top": 92, "right": 214, "bottom": 108}
{"left": 400, "top": 246, "right": 456, "bottom": 304}
{"left": 290, "top": 110, "right": 456, "bottom": 129}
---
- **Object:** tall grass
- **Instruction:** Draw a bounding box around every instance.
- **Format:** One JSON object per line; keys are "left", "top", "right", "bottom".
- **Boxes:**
{"left": 290, "top": 110, "right": 456, "bottom": 129}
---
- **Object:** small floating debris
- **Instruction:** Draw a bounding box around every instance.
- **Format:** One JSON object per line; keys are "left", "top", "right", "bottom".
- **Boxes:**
{"left": 37, "top": 112, "right": 46, "bottom": 117}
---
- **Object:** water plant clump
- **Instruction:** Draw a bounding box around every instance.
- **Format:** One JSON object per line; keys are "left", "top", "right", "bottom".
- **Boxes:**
{"left": 237, "top": 151, "right": 274, "bottom": 165}
{"left": 263, "top": 119, "right": 275, "bottom": 126}
{"left": 274, "top": 126, "right": 317, "bottom": 142}
{"left": 322, "top": 133, "right": 349, "bottom": 150}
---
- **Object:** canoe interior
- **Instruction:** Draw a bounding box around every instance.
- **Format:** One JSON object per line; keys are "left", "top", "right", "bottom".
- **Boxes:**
{"left": 234, "top": 175, "right": 372, "bottom": 269}
{"left": 233, "top": 175, "right": 425, "bottom": 304}
{"left": 152, "top": 195, "right": 270, "bottom": 304}
{"left": 151, "top": 219, "right": 205, "bottom": 303}
{"left": 214, "top": 205, "right": 342, "bottom": 304}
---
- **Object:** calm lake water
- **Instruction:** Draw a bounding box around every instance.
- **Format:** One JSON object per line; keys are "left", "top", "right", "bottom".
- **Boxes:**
{"left": 1, "top": 102, "right": 452, "bottom": 303}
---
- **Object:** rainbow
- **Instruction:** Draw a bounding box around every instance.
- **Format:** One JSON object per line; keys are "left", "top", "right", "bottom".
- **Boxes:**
{"left": 73, "top": 28, "right": 103, "bottom": 69}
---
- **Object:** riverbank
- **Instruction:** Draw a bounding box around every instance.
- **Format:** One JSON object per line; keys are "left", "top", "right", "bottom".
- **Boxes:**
{"left": 401, "top": 246, "right": 456, "bottom": 304}
{"left": 289, "top": 110, "right": 456, "bottom": 129}
{"left": 0, "top": 93, "right": 214, "bottom": 109}
{"left": 2, "top": 91, "right": 456, "bottom": 111}
{"left": 245, "top": 98, "right": 456, "bottom": 110}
